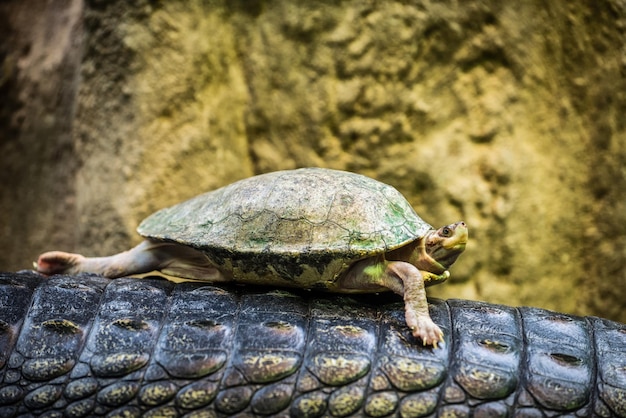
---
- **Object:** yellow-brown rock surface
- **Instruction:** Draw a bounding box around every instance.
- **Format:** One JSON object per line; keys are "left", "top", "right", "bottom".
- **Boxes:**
{"left": 1, "top": 0, "right": 624, "bottom": 322}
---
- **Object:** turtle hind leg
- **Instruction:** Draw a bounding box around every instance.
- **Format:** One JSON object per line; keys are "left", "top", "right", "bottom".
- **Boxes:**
{"left": 36, "top": 240, "right": 172, "bottom": 278}
{"left": 36, "top": 250, "right": 130, "bottom": 277}
{"left": 157, "top": 244, "right": 228, "bottom": 283}
{"left": 36, "top": 239, "right": 227, "bottom": 282}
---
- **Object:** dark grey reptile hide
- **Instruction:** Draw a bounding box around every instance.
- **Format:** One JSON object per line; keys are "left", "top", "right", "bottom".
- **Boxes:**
{"left": 0, "top": 273, "right": 624, "bottom": 417}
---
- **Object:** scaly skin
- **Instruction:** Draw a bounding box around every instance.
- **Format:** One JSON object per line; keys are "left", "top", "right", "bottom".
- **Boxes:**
{"left": 1, "top": 272, "right": 624, "bottom": 417}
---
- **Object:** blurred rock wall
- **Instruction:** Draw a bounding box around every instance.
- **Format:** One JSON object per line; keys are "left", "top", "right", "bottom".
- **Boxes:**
{"left": 1, "top": 0, "right": 624, "bottom": 322}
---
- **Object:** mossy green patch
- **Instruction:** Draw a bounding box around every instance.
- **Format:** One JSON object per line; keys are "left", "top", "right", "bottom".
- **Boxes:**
{"left": 363, "top": 262, "right": 386, "bottom": 281}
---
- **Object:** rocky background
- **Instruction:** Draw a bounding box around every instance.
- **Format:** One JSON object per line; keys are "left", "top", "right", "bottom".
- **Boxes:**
{"left": 1, "top": 0, "right": 624, "bottom": 322}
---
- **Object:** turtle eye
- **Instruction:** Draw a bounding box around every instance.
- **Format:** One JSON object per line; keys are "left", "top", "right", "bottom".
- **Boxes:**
{"left": 441, "top": 227, "right": 451, "bottom": 237}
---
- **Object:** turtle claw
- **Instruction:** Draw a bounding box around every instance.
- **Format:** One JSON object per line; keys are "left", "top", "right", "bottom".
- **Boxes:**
{"left": 407, "top": 315, "right": 444, "bottom": 348}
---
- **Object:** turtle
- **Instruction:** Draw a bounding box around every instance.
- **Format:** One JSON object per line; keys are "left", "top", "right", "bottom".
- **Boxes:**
{"left": 36, "top": 167, "right": 468, "bottom": 346}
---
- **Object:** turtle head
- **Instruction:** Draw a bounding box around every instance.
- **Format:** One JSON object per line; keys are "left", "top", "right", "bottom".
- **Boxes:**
{"left": 417, "top": 221, "right": 468, "bottom": 274}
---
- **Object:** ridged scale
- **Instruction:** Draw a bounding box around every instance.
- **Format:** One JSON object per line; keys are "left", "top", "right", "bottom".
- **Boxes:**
{"left": 0, "top": 272, "right": 624, "bottom": 417}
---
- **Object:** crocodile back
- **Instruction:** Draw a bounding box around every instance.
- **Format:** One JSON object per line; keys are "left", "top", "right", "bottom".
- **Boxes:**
{"left": 0, "top": 273, "right": 624, "bottom": 417}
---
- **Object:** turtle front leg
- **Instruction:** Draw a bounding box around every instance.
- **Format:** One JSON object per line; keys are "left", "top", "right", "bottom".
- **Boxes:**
{"left": 389, "top": 262, "right": 445, "bottom": 347}
{"left": 340, "top": 260, "right": 445, "bottom": 347}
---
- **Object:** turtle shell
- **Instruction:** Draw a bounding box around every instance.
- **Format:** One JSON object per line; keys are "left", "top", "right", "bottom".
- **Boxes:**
{"left": 137, "top": 168, "right": 432, "bottom": 288}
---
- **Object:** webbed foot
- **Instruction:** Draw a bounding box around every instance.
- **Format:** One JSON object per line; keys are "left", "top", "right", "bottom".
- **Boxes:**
{"left": 36, "top": 251, "right": 85, "bottom": 276}
{"left": 405, "top": 309, "right": 444, "bottom": 348}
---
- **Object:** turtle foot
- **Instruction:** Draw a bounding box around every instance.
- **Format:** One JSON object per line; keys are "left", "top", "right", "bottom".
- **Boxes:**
{"left": 36, "top": 251, "right": 85, "bottom": 276}
{"left": 405, "top": 311, "right": 444, "bottom": 348}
